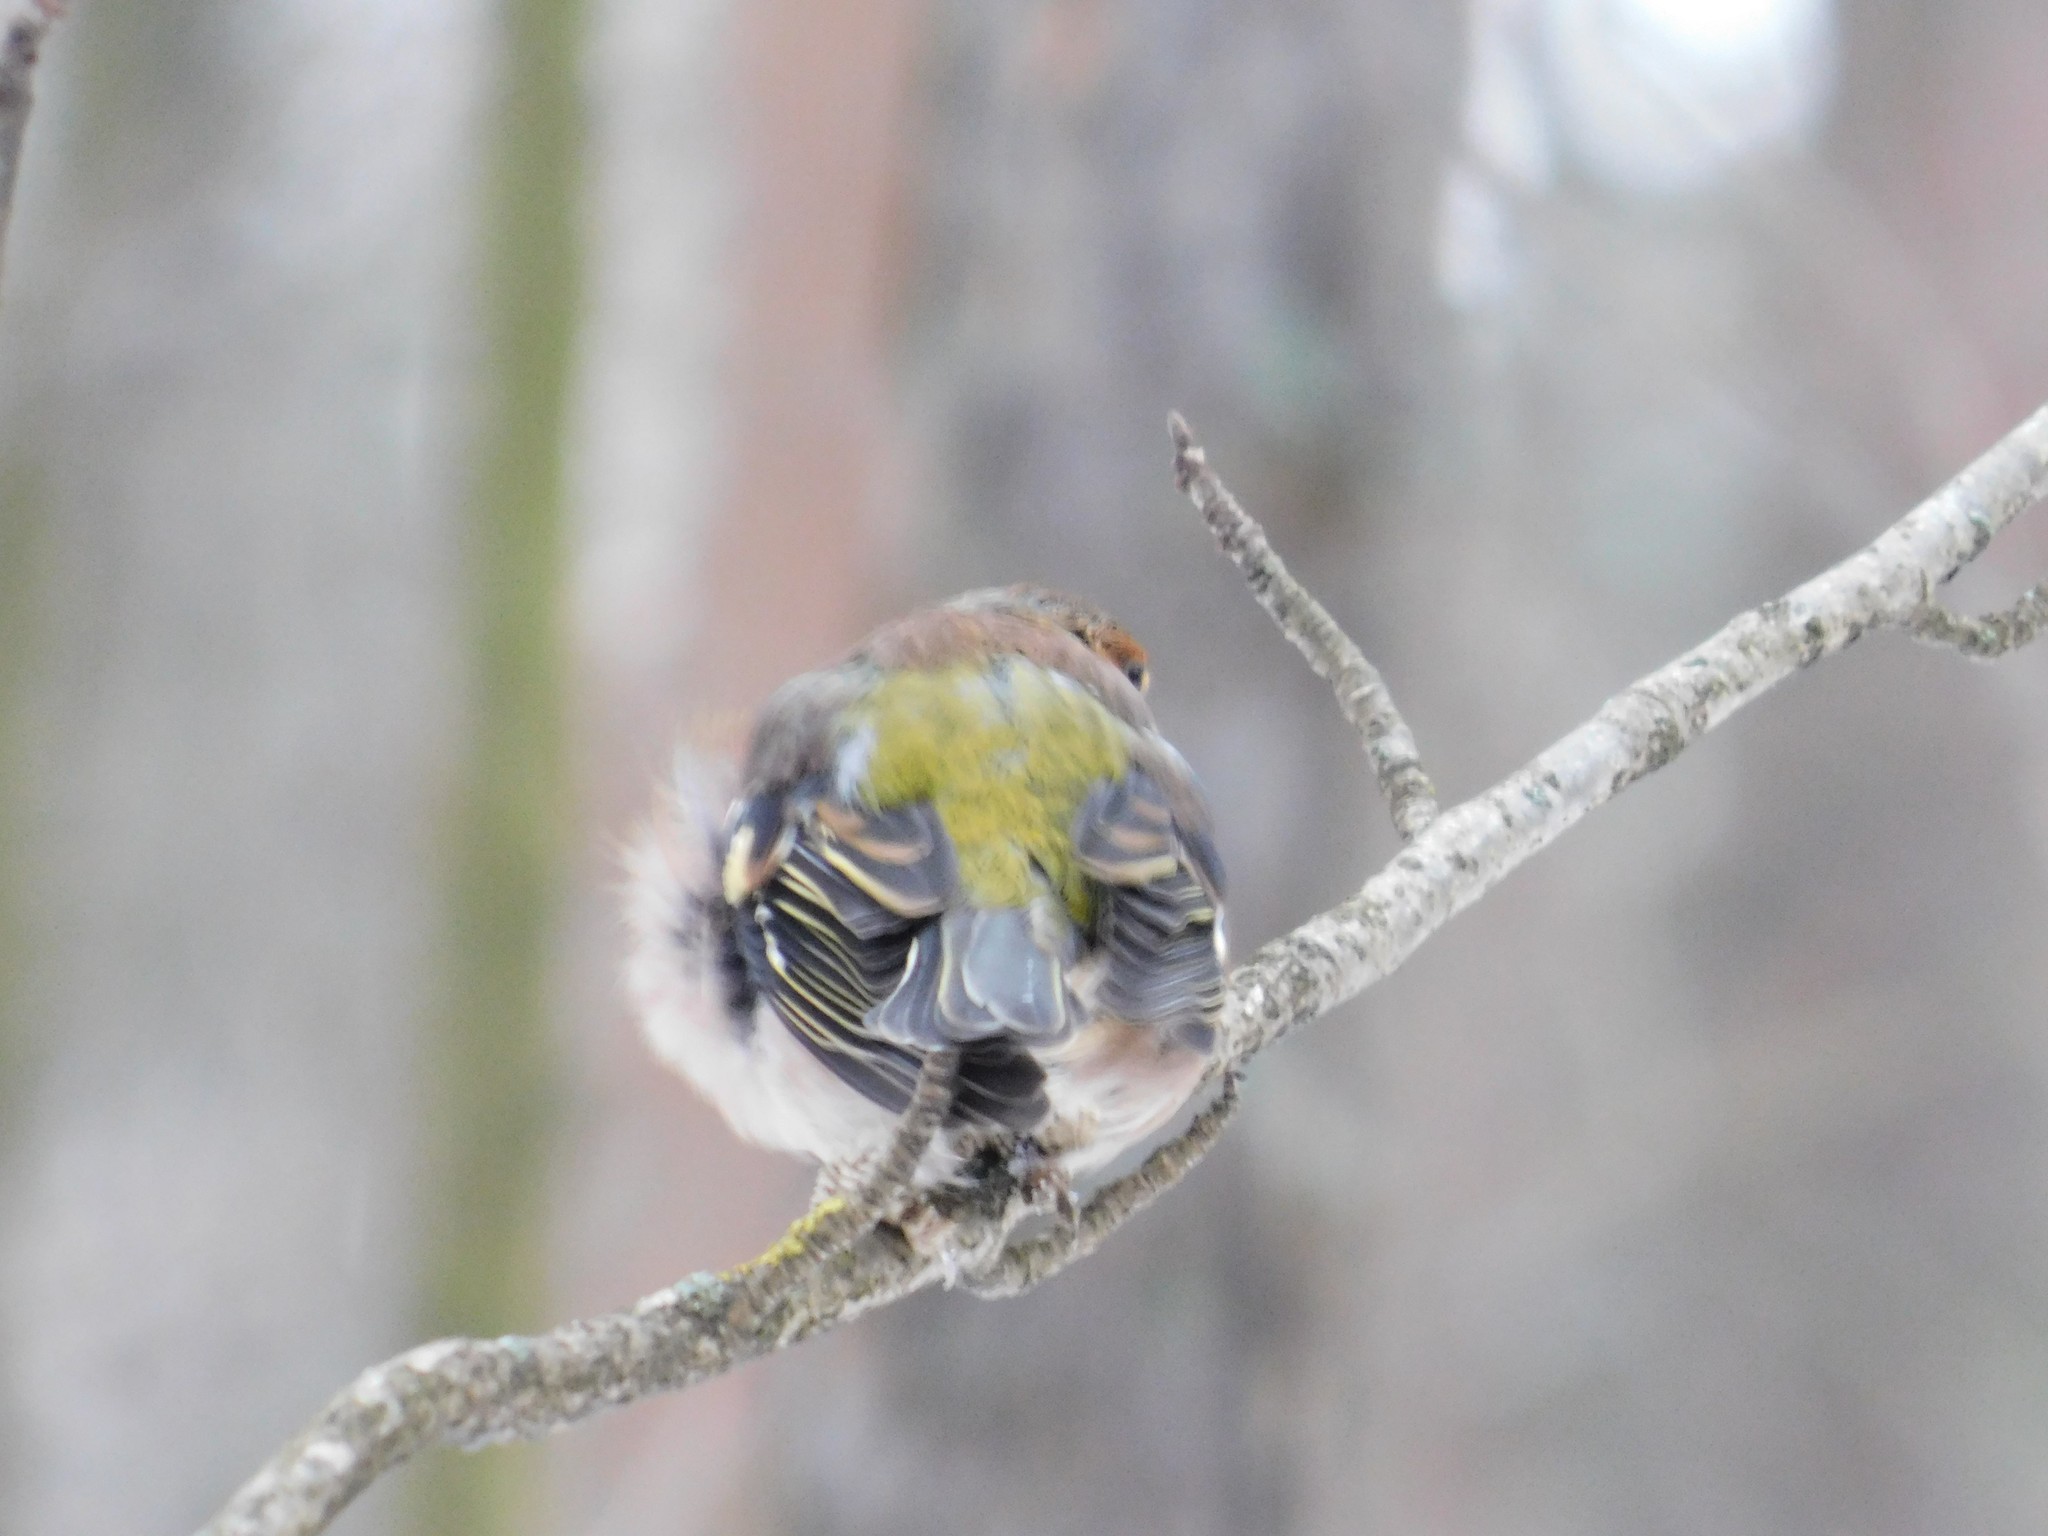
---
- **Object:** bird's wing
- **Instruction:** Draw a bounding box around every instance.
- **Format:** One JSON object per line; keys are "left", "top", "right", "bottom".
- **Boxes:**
{"left": 1071, "top": 766, "right": 1226, "bottom": 1052}
{"left": 728, "top": 789, "right": 1048, "bottom": 1129}
{"left": 868, "top": 906, "right": 1079, "bottom": 1050}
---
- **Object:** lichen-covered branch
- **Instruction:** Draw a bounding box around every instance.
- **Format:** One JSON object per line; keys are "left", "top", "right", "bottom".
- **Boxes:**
{"left": 1170, "top": 411, "right": 1441, "bottom": 841}
{"left": 0, "top": 3, "right": 59, "bottom": 296}
{"left": 199, "top": 1220, "right": 945, "bottom": 1536}
{"left": 198, "top": 398, "right": 2048, "bottom": 1536}
{"left": 1908, "top": 581, "right": 2046, "bottom": 658}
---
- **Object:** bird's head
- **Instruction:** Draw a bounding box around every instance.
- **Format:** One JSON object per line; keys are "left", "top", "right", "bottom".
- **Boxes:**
{"left": 944, "top": 585, "right": 1151, "bottom": 694}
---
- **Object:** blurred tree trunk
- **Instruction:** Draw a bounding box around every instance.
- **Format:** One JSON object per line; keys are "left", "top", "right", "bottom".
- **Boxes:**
{"left": 544, "top": 0, "right": 922, "bottom": 1531}
{"left": 408, "top": 0, "right": 584, "bottom": 1530}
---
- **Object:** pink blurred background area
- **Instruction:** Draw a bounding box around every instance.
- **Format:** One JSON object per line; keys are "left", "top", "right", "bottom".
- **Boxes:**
{"left": 4, "top": 2, "right": 2048, "bottom": 1533}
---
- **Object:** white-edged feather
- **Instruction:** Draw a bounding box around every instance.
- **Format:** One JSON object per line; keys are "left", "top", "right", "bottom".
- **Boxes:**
{"left": 622, "top": 754, "right": 900, "bottom": 1168}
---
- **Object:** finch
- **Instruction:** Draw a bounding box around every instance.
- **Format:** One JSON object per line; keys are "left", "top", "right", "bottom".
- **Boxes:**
{"left": 625, "top": 586, "right": 1224, "bottom": 1191}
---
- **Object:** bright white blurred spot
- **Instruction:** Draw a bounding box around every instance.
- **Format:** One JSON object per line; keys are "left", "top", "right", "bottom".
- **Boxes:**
{"left": 1540, "top": 0, "right": 1834, "bottom": 193}
{"left": 1436, "top": 161, "right": 1524, "bottom": 311}
{"left": 1464, "top": 0, "right": 1556, "bottom": 193}
{"left": 1622, "top": 0, "right": 1814, "bottom": 55}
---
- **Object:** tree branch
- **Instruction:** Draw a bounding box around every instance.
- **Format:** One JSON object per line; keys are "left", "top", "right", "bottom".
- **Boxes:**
{"left": 1908, "top": 581, "right": 2046, "bottom": 658}
{"left": 201, "top": 1061, "right": 977, "bottom": 1536}
{"left": 199, "top": 398, "right": 2048, "bottom": 1536}
{"left": 1170, "top": 411, "right": 1441, "bottom": 841}
{"left": 1200, "top": 402, "right": 2048, "bottom": 1063}
{"left": 0, "top": 2, "right": 58, "bottom": 297}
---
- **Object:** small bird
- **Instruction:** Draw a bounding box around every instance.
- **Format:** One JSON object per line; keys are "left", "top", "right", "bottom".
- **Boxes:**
{"left": 625, "top": 586, "right": 1225, "bottom": 1197}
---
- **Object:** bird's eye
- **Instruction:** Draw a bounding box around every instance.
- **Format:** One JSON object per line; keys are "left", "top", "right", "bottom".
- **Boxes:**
{"left": 1125, "top": 662, "right": 1149, "bottom": 692}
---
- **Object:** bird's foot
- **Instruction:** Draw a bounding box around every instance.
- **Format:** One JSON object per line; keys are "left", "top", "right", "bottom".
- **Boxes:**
{"left": 1007, "top": 1137, "right": 1077, "bottom": 1227}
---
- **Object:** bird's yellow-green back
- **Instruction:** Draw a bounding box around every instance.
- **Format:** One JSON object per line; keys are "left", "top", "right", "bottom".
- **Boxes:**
{"left": 847, "top": 660, "right": 1131, "bottom": 921}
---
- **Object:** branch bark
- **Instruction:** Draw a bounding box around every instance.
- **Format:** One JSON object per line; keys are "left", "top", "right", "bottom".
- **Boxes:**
{"left": 1170, "top": 411, "right": 1441, "bottom": 841}
{"left": 199, "top": 399, "right": 2048, "bottom": 1536}
{"left": 1908, "top": 581, "right": 2046, "bottom": 658}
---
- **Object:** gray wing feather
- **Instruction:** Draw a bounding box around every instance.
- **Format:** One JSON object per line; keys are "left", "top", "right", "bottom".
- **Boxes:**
{"left": 1071, "top": 765, "right": 1226, "bottom": 1051}
{"left": 869, "top": 906, "right": 1078, "bottom": 1046}
{"left": 866, "top": 927, "right": 944, "bottom": 1048}
{"left": 945, "top": 907, "right": 1075, "bottom": 1041}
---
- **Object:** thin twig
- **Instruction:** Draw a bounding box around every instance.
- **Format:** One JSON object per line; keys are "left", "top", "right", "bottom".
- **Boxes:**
{"left": 1907, "top": 581, "right": 2046, "bottom": 658}
{"left": 0, "top": 3, "right": 58, "bottom": 298}
{"left": 199, "top": 398, "right": 2048, "bottom": 1536}
{"left": 788, "top": 1046, "right": 961, "bottom": 1260}
{"left": 1169, "top": 411, "right": 1440, "bottom": 841}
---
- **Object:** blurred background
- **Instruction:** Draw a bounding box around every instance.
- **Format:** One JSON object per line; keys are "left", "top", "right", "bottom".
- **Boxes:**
{"left": 3, "top": 0, "right": 2048, "bottom": 1532}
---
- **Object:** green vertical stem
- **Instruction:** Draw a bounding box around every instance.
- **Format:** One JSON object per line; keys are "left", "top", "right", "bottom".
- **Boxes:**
{"left": 0, "top": 445, "right": 36, "bottom": 1536}
{"left": 413, "top": 0, "right": 584, "bottom": 1531}
{"left": 0, "top": 0, "right": 56, "bottom": 1192}
{"left": 0, "top": 454, "right": 47, "bottom": 1141}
